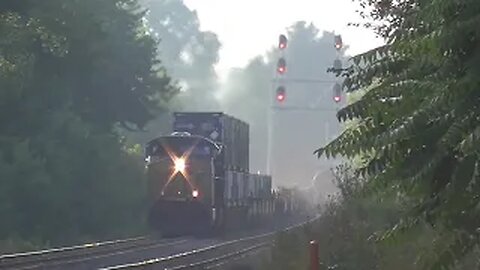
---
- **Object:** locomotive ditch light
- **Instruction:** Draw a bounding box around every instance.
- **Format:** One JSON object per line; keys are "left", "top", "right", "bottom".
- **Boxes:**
{"left": 174, "top": 157, "right": 186, "bottom": 173}
{"left": 192, "top": 189, "right": 199, "bottom": 198}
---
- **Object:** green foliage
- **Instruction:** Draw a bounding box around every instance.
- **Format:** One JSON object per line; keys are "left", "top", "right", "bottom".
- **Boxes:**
{"left": 263, "top": 163, "right": 480, "bottom": 270}
{"left": 122, "top": 0, "right": 222, "bottom": 146}
{"left": 263, "top": 164, "right": 415, "bottom": 270}
{"left": 142, "top": 0, "right": 221, "bottom": 110}
{"left": 266, "top": 229, "right": 310, "bottom": 270}
{"left": 315, "top": 0, "right": 480, "bottom": 268}
{"left": 0, "top": 0, "right": 174, "bottom": 250}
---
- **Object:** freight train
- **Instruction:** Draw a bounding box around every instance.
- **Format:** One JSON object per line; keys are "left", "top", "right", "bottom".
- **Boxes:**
{"left": 145, "top": 112, "right": 283, "bottom": 236}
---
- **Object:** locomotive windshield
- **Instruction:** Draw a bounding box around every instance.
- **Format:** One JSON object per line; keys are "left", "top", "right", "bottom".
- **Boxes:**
{"left": 145, "top": 135, "right": 220, "bottom": 159}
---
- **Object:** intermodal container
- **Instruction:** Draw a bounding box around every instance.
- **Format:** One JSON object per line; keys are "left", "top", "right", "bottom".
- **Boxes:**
{"left": 172, "top": 112, "right": 249, "bottom": 172}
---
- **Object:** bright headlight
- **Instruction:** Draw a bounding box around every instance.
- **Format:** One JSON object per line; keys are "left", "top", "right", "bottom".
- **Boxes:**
{"left": 174, "top": 158, "right": 186, "bottom": 173}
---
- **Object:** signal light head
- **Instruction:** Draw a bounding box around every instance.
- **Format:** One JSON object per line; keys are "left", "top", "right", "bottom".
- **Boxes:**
{"left": 333, "top": 59, "right": 342, "bottom": 70}
{"left": 334, "top": 35, "right": 343, "bottom": 50}
{"left": 279, "top": 34, "right": 287, "bottom": 49}
{"left": 277, "top": 58, "right": 286, "bottom": 74}
{"left": 333, "top": 82, "right": 342, "bottom": 103}
{"left": 276, "top": 86, "right": 286, "bottom": 103}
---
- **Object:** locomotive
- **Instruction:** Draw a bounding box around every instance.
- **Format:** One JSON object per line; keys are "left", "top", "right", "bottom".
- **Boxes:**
{"left": 145, "top": 112, "right": 276, "bottom": 236}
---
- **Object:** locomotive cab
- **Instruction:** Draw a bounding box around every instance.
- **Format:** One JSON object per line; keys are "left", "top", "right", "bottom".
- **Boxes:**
{"left": 145, "top": 134, "right": 221, "bottom": 236}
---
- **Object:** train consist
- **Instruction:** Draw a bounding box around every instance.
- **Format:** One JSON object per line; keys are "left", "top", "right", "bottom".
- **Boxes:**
{"left": 144, "top": 112, "right": 295, "bottom": 236}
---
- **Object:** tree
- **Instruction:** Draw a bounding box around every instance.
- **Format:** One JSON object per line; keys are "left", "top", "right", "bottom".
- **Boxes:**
{"left": 315, "top": 0, "right": 480, "bottom": 268}
{"left": 0, "top": 0, "right": 175, "bottom": 248}
{"left": 122, "top": 0, "right": 222, "bottom": 146}
{"left": 263, "top": 163, "right": 419, "bottom": 270}
{"left": 140, "top": 0, "right": 221, "bottom": 111}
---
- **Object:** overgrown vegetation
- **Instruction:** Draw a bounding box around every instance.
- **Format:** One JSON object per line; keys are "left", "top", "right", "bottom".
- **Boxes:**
{"left": 2, "top": 2, "right": 479, "bottom": 269}
{"left": 0, "top": 0, "right": 176, "bottom": 251}
{"left": 264, "top": 164, "right": 480, "bottom": 270}
{"left": 264, "top": 0, "right": 480, "bottom": 269}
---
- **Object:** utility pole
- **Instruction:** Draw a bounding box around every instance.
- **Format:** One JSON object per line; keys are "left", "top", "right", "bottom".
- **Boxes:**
{"left": 327, "top": 34, "right": 344, "bottom": 142}
{"left": 266, "top": 34, "right": 288, "bottom": 175}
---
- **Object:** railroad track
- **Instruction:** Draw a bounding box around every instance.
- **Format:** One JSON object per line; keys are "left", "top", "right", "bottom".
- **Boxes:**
{"left": 101, "top": 217, "right": 318, "bottom": 270}
{"left": 165, "top": 242, "right": 270, "bottom": 270}
{"left": 0, "top": 216, "right": 318, "bottom": 270}
{"left": 0, "top": 236, "right": 188, "bottom": 270}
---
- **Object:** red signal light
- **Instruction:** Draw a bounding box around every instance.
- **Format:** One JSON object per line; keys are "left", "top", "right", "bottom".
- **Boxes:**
{"left": 279, "top": 34, "right": 287, "bottom": 49}
{"left": 276, "top": 86, "right": 286, "bottom": 103}
{"left": 333, "top": 82, "right": 342, "bottom": 103}
{"left": 334, "top": 35, "right": 343, "bottom": 50}
{"left": 277, "top": 58, "right": 286, "bottom": 74}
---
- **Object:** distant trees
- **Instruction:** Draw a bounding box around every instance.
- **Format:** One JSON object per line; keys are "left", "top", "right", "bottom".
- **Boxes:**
{"left": 145, "top": 0, "right": 221, "bottom": 109}
{"left": 141, "top": 0, "right": 221, "bottom": 111}
{"left": 316, "top": 0, "right": 480, "bottom": 268}
{"left": 123, "top": 0, "right": 222, "bottom": 145}
{"left": 0, "top": 0, "right": 176, "bottom": 250}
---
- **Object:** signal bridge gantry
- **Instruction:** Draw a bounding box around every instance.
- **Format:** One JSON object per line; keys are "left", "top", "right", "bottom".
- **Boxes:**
{"left": 266, "top": 33, "right": 346, "bottom": 174}
{"left": 271, "top": 33, "right": 346, "bottom": 110}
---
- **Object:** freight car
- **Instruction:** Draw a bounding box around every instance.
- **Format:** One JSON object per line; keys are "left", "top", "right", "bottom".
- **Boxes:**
{"left": 145, "top": 112, "right": 276, "bottom": 236}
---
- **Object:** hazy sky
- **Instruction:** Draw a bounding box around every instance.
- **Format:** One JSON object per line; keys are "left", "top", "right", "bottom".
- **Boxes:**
{"left": 184, "top": 0, "right": 384, "bottom": 80}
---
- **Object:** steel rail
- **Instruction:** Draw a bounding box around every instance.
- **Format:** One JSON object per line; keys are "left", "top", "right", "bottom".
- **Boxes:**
{"left": 1, "top": 236, "right": 145, "bottom": 260}
{"left": 99, "top": 235, "right": 270, "bottom": 270}
{"left": 101, "top": 216, "right": 320, "bottom": 270}
{"left": 0, "top": 236, "right": 183, "bottom": 270}
{"left": 168, "top": 242, "right": 271, "bottom": 270}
